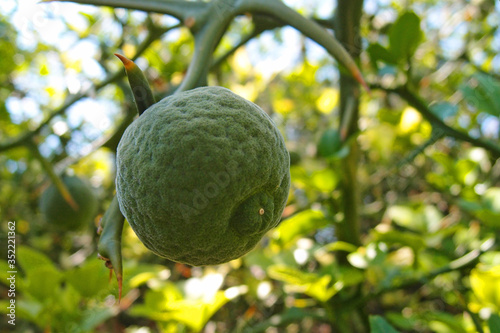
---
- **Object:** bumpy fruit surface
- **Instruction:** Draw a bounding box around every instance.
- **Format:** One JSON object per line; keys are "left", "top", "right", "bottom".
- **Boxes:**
{"left": 116, "top": 86, "right": 290, "bottom": 266}
{"left": 40, "top": 175, "right": 98, "bottom": 230}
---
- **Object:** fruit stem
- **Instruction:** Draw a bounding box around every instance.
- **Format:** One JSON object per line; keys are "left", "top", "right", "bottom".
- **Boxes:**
{"left": 176, "top": 2, "right": 235, "bottom": 93}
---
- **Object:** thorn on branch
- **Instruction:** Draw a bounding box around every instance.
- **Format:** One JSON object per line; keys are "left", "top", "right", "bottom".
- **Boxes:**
{"left": 115, "top": 54, "right": 156, "bottom": 115}
{"left": 184, "top": 16, "right": 196, "bottom": 29}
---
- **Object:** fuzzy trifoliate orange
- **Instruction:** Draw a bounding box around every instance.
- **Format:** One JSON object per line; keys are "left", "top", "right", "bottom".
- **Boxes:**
{"left": 116, "top": 86, "right": 290, "bottom": 266}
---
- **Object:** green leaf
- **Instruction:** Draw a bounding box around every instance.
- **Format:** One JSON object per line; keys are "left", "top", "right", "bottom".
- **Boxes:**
{"left": 373, "top": 229, "right": 425, "bottom": 252}
{"left": 131, "top": 290, "right": 230, "bottom": 332}
{"left": 470, "top": 266, "right": 500, "bottom": 309}
{"left": 243, "top": 250, "right": 276, "bottom": 270}
{"left": 386, "top": 205, "right": 425, "bottom": 232}
{"left": 24, "top": 266, "right": 63, "bottom": 301}
{"left": 243, "top": 307, "right": 327, "bottom": 332}
{"left": 129, "top": 271, "right": 162, "bottom": 289}
{"left": 320, "top": 241, "right": 358, "bottom": 253}
{"left": 267, "top": 265, "right": 341, "bottom": 302}
{"left": 0, "top": 260, "right": 25, "bottom": 290}
{"left": 476, "top": 210, "right": 500, "bottom": 227}
{"left": 388, "top": 11, "right": 423, "bottom": 61}
{"left": 65, "top": 258, "right": 110, "bottom": 298}
{"left": 429, "top": 102, "right": 458, "bottom": 121}
{"left": 17, "top": 246, "right": 59, "bottom": 276}
{"left": 370, "top": 315, "right": 401, "bottom": 333}
{"left": 457, "top": 199, "right": 483, "bottom": 213}
{"left": 488, "top": 313, "right": 500, "bottom": 333}
{"left": 311, "top": 169, "right": 338, "bottom": 192}
{"left": 461, "top": 73, "right": 500, "bottom": 117}
{"left": 334, "top": 266, "right": 365, "bottom": 288}
{"left": 16, "top": 247, "right": 62, "bottom": 301}
{"left": 386, "top": 204, "right": 442, "bottom": 233}
{"left": 459, "top": 187, "right": 500, "bottom": 227}
{"left": 367, "top": 43, "right": 399, "bottom": 65}
{"left": 80, "top": 307, "right": 116, "bottom": 331}
{"left": 479, "top": 251, "right": 500, "bottom": 267}
{"left": 317, "top": 129, "right": 342, "bottom": 158}
{"left": 267, "top": 265, "right": 316, "bottom": 286}
{"left": 58, "top": 283, "right": 83, "bottom": 314}
{"left": 79, "top": 11, "right": 98, "bottom": 26}
{"left": 272, "top": 209, "right": 328, "bottom": 248}
{"left": 424, "top": 311, "right": 467, "bottom": 333}
{"left": 144, "top": 282, "right": 183, "bottom": 311}
{"left": 177, "top": 291, "right": 229, "bottom": 331}
{"left": 483, "top": 187, "right": 500, "bottom": 213}
{"left": 385, "top": 312, "right": 418, "bottom": 330}
{"left": 0, "top": 299, "right": 43, "bottom": 321}
{"left": 454, "top": 159, "right": 477, "bottom": 185}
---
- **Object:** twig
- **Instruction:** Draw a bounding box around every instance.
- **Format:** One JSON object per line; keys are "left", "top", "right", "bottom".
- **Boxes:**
{"left": 236, "top": 0, "right": 369, "bottom": 92}
{"left": 0, "top": 23, "right": 178, "bottom": 154}
{"left": 28, "top": 140, "right": 79, "bottom": 210}
{"left": 40, "top": 0, "right": 208, "bottom": 22}
{"left": 46, "top": 0, "right": 367, "bottom": 91}
{"left": 346, "top": 244, "right": 493, "bottom": 311}
{"left": 176, "top": 8, "right": 235, "bottom": 92}
{"left": 241, "top": 308, "right": 328, "bottom": 333}
{"left": 210, "top": 13, "right": 337, "bottom": 70}
{"left": 371, "top": 84, "right": 500, "bottom": 158}
{"left": 210, "top": 30, "right": 260, "bottom": 69}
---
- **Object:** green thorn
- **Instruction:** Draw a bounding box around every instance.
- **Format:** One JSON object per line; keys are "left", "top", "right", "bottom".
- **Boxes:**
{"left": 115, "top": 53, "right": 155, "bottom": 115}
{"left": 97, "top": 195, "right": 125, "bottom": 303}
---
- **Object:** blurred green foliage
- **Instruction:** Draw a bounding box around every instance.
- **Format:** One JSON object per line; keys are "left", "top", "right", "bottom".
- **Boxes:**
{"left": 1, "top": 0, "right": 500, "bottom": 332}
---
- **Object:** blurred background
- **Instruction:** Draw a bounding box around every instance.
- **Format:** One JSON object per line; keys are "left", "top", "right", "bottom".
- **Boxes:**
{"left": 1, "top": 0, "right": 500, "bottom": 332}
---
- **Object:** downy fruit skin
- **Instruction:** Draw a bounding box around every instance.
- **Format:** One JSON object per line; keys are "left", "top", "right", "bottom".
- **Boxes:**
{"left": 116, "top": 86, "right": 290, "bottom": 266}
{"left": 40, "top": 175, "right": 98, "bottom": 231}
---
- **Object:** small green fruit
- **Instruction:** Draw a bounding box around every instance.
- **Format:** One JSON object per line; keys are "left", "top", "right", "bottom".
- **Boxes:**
{"left": 40, "top": 175, "right": 98, "bottom": 231}
{"left": 317, "top": 129, "right": 343, "bottom": 158}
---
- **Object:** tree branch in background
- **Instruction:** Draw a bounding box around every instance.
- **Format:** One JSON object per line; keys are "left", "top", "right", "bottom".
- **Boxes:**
{"left": 45, "top": 0, "right": 367, "bottom": 91}
{"left": 28, "top": 140, "right": 79, "bottom": 210}
{"left": 346, "top": 240, "right": 494, "bottom": 311}
{"left": 243, "top": 308, "right": 329, "bottom": 333}
{"left": 331, "top": 2, "right": 365, "bottom": 332}
{"left": 210, "top": 30, "right": 260, "bottom": 70}
{"left": 333, "top": 0, "right": 364, "bottom": 251}
{"left": 0, "top": 23, "right": 179, "bottom": 154}
{"left": 371, "top": 84, "right": 500, "bottom": 158}
{"left": 54, "top": 82, "right": 136, "bottom": 173}
{"left": 236, "top": 0, "right": 369, "bottom": 92}
{"left": 176, "top": 5, "right": 236, "bottom": 92}
{"left": 41, "top": 0, "right": 208, "bottom": 23}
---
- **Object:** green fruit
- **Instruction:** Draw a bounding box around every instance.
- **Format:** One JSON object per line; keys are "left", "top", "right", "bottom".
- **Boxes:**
{"left": 317, "top": 129, "right": 342, "bottom": 158}
{"left": 116, "top": 86, "right": 290, "bottom": 266}
{"left": 40, "top": 175, "right": 98, "bottom": 231}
